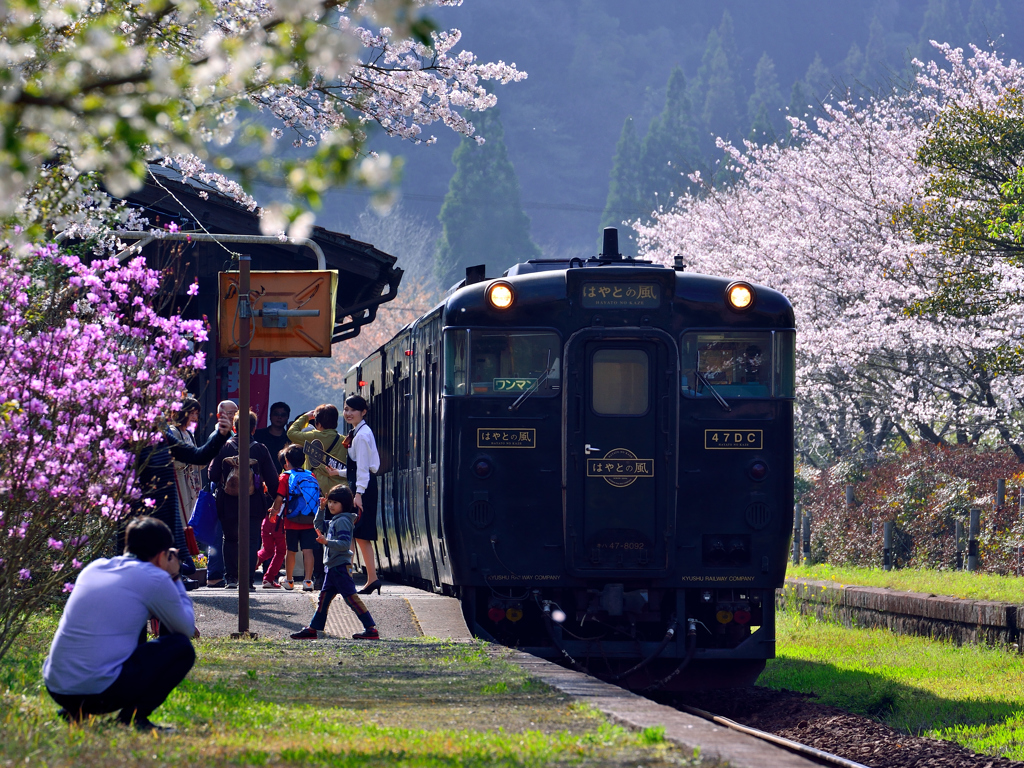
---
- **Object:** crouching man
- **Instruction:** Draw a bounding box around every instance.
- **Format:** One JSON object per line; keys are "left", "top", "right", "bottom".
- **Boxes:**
{"left": 42, "top": 516, "right": 197, "bottom": 733}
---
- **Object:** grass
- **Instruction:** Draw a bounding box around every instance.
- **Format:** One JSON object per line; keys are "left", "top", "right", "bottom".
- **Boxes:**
{"left": 788, "top": 563, "right": 1024, "bottom": 604}
{"left": 0, "top": 613, "right": 703, "bottom": 767}
{"left": 763, "top": 607, "right": 1024, "bottom": 760}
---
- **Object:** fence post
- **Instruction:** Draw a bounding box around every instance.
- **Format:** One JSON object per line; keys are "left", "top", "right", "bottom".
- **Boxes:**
{"left": 883, "top": 521, "right": 893, "bottom": 571}
{"left": 792, "top": 503, "right": 802, "bottom": 566}
{"left": 967, "top": 508, "right": 981, "bottom": 572}
{"left": 997, "top": 479, "right": 1006, "bottom": 533}
{"left": 801, "top": 513, "right": 812, "bottom": 565}
{"left": 955, "top": 520, "right": 964, "bottom": 570}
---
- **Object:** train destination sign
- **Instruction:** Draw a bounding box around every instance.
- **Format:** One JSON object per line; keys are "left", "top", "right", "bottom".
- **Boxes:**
{"left": 704, "top": 429, "right": 763, "bottom": 450}
{"left": 492, "top": 377, "right": 537, "bottom": 392}
{"left": 580, "top": 282, "right": 661, "bottom": 309}
{"left": 477, "top": 428, "right": 536, "bottom": 448}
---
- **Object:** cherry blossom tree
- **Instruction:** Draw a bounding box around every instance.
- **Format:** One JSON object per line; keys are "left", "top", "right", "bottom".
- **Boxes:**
{"left": 635, "top": 44, "right": 1024, "bottom": 466}
{"left": 0, "top": 0, "right": 526, "bottom": 237}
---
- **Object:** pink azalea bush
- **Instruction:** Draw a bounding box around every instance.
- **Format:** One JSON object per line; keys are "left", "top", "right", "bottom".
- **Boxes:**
{"left": 0, "top": 242, "right": 206, "bottom": 660}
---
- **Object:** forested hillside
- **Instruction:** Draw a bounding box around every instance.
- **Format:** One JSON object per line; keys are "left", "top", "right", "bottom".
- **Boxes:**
{"left": 314, "top": 0, "right": 1024, "bottom": 264}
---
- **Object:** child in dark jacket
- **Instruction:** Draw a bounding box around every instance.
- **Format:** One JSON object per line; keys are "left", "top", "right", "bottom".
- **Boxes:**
{"left": 290, "top": 485, "right": 378, "bottom": 640}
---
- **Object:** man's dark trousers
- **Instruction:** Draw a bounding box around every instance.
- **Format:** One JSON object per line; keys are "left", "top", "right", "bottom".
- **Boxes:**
{"left": 47, "top": 633, "right": 195, "bottom": 723}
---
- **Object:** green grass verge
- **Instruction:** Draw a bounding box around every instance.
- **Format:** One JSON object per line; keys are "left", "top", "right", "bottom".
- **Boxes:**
{"left": 0, "top": 614, "right": 703, "bottom": 767}
{"left": 788, "top": 563, "right": 1024, "bottom": 604}
{"left": 763, "top": 607, "right": 1024, "bottom": 760}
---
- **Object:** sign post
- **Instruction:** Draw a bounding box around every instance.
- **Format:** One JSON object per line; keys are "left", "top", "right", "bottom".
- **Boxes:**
{"left": 218, "top": 265, "right": 338, "bottom": 639}
{"left": 237, "top": 256, "right": 252, "bottom": 635}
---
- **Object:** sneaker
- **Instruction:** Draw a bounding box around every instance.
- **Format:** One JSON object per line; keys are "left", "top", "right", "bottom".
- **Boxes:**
{"left": 205, "top": 579, "right": 226, "bottom": 589}
{"left": 290, "top": 627, "right": 318, "bottom": 640}
{"left": 262, "top": 581, "right": 281, "bottom": 589}
{"left": 225, "top": 580, "right": 238, "bottom": 590}
{"left": 118, "top": 712, "right": 177, "bottom": 734}
{"left": 313, "top": 577, "right": 324, "bottom": 590}
{"left": 283, "top": 579, "right": 294, "bottom": 590}
{"left": 302, "top": 580, "right": 314, "bottom": 592}
{"left": 352, "top": 627, "right": 380, "bottom": 640}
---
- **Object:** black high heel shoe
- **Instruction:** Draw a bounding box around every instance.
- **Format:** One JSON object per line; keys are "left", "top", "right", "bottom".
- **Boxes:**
{"left": 358, "top": 579, "right": 382, "bottom": 595}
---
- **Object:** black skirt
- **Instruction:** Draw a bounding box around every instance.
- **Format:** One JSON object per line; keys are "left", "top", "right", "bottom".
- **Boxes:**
{"left": 351, "top": 469, "right": 378, "bottom": 541}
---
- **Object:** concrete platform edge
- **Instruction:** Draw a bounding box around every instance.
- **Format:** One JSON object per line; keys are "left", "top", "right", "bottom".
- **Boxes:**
{"left": 500, "top": 650, "right": 818, "bottom": 768}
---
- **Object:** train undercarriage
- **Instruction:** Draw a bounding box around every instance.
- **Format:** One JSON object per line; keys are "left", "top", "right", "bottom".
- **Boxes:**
{"left": 456, "top": 583, "right": 775, "bottom": 691}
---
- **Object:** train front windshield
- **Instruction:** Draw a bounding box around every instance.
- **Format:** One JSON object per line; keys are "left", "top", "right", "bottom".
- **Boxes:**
{"left": 444, "top": 330, "right": 561, "bottom": 396}
{"left": 681, "top": 331, "right": 795, "bottom": 399}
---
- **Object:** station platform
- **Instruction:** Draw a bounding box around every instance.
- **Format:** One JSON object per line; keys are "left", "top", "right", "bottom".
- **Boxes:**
{"left": 190, "top": 579, "right": 819, "bottom": 767}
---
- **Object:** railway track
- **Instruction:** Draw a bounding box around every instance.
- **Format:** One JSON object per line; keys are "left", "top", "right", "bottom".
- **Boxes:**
{"left": 664, "top": 687, "right": 1024, "bottom": 768}
{"left": 675, "top": 702, "right": 870, "bottom": 768}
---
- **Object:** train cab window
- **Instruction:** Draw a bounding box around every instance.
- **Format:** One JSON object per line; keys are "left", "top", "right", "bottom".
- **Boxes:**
{"left": 444, "top": 329, "right": 560, "bottom": 396}
{"left": 681, "top": 331, "right": 795, "bottom": 399}
{"left": 592, "top": 349, "right": 649, "bottom": 415}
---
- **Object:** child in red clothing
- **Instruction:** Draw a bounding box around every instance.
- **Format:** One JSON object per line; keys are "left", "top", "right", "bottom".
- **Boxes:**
{"left": 257, "top": 449, "right": 289, "bottom": 588}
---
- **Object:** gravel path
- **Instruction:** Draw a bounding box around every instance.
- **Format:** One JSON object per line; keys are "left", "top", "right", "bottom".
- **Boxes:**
{"left": 670, "top": 688, "right": 1024, "bottom": 768}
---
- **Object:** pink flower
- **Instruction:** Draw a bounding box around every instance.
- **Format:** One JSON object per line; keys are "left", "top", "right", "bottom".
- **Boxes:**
{"left": 48, "top": 537, "right": 63, "bottom": 550}
{"left": 63, "top": 583, "right": 74, "bottom": 593}
{"left": 18, "top": 569, "right": 30, "bottom": 580}
{"left": 165, "top": 222, "right": 180, "bottom": 233}
{"left": 52, "top": 562, "right": 63, "bottom": 572}
{"left": 187, "top": 281, "right": 199, "bottom": 297}
{"left": 142, "top": 498, "right": 155, "bottom": 508}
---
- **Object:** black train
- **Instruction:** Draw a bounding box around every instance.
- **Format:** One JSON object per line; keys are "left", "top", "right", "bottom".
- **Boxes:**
{"left": 345, "top": 228, "right": 795, "bottom": 690}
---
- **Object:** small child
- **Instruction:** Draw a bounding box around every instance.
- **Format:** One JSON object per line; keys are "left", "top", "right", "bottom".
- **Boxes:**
{"left": 290, "top": 485, "right": 379, "bottom": 640}
{"left": 256, "top": 449, "right": 289, "bottom": 589}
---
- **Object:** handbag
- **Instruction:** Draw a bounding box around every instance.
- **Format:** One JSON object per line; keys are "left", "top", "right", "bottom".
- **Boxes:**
{"left": 189, "top": 484, "right": 220, "bottom": 544}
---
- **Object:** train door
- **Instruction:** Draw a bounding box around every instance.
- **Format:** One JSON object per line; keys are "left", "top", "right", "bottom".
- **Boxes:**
{"left": 564, "top": 330, "right": 676, "bottom": 577}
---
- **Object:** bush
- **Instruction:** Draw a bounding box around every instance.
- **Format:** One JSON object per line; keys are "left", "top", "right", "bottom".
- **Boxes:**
{"left": 0, "top": 243, "right": 204, "bottom": 661}
{"left": 802, "top": 444, "right": 1024, "bottom": 573}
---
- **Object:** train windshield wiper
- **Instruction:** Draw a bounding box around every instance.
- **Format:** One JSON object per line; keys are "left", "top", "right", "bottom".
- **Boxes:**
{"left": 695, "top": 371, "right": 732, "bottom": 412}
{"left": 508, "top": 349, "right": 553, "bottom": 412}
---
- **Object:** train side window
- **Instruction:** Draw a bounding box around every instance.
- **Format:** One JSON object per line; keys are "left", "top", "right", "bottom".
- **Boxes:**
{"left": 444, "top": 330, "right": 468, "bottom": 395}
{"left": 591, "top": 349, "right": 649, "bottom": 415}
{"left": 774, "top": 330, "right": 796, "bottom": 398}
{"left": 681, "top": 331, "right": 793, "bottom": 399}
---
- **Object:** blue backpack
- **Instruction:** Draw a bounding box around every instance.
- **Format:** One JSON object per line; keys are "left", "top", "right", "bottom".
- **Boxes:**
{"left": 285, "top": 470, "right": 321, "bottom": 520}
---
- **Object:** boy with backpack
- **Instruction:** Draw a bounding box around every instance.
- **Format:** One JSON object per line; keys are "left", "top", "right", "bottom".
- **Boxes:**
{"left": 269, "top": 444, "right": 322, "bottom": 591}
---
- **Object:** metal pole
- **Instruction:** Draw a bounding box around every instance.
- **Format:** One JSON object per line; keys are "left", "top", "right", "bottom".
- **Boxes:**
{"left": 882, "top": 522, "right": 893, "bottom": 571}
{"left": 955, "top": 520, "right": 963, "bottom": 570}
{"left": 801, "top": 513, "right": 811, "bottom": 565}
{"left": 238, "top": 257, "right": 251, "bottom": 634}
{"left": 997, "top": 479, "right": 1006, "bottom": 511}
{"left": 792, "top": 503, "right": 802, "bottom": 566}
{"left": 845, "top": 485, "right": 855, "bottom": 507}
{"left": 967, "top": 507, "right": 980, "bottom": 572}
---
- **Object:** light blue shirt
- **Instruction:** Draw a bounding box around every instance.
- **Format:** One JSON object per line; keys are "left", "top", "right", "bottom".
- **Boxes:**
{"left": 42, "top": 555, "right": 195, "bottom": 695}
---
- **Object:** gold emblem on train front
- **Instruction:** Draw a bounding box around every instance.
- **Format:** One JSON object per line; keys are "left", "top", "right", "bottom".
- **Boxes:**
{"left": 586, "top": 448, "right": 654, "bottom": 488}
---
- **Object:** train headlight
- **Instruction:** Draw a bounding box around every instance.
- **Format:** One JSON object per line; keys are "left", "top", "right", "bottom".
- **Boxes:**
{"left": 472, "top": 457, "right": 493, "bottom": 478}
{"left": 488, "top": 282, "right": 515, "bottom": 310}
{"left": 725, "top": 282, "right": 755, "bottom": 312}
